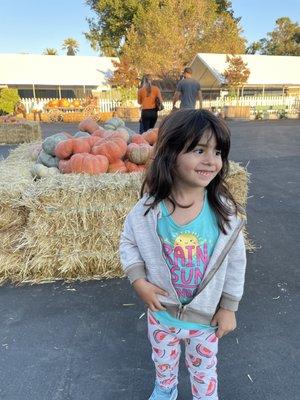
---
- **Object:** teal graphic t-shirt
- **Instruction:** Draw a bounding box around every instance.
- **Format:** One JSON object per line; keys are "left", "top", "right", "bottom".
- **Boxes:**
{"left": 154, "top": 192, "right": 219, "bottom": 330}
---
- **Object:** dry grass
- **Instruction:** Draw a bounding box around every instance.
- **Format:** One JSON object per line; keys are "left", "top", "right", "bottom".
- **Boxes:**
{"left": 0, "top": 122, "right": 42, "bottom": 144}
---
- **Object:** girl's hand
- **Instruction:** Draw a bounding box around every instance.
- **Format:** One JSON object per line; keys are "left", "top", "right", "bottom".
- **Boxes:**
{"left": 210, "top": 308, "right": 237, "bottom": 339}
{"left": 132, "top": 278, "right": 168, "bottom": 312}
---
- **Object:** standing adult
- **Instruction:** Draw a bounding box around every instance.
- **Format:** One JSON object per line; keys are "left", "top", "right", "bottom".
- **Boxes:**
{"left": 138, "top": 75, "right": 163, "bottom": 133}
{"left": 31, "top": 99, "right": 44, "bottom": 122}
{"left": 172, "top": 67, "right": 202, "bottom": 109}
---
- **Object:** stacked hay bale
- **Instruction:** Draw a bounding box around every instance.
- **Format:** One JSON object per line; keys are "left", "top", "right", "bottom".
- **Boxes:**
{"left": 0, "top": 143, "right": 36, "bottom": 283}
{"left": 0, "top": 121, "right": 42, "bottom": 144}
{"left": 19, "top": 173, "right": 143, "bottom": 283}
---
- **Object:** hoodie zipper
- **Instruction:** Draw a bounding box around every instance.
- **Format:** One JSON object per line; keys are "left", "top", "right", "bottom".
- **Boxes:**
{"left": 192, "top": 219, "right": 245, "bottom": 298}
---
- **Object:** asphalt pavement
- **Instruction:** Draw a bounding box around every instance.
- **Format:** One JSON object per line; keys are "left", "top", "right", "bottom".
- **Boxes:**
{"left": 0, "top": 119, "right": 299, "bottom": 400}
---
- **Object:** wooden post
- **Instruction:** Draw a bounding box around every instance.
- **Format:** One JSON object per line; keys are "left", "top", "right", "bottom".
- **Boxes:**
{"left": 58, "top": 85, "right": 62, "bottom": 99}
{"left": 262, "top": 85, "right": 265, "bottom": 96}
{"left": 32, "top": 84, "right": 36, "bottom": 99}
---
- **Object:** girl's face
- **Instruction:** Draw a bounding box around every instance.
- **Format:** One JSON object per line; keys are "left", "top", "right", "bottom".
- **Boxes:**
{"left": 174, "top": 130, "right": 223, "bottom": 190}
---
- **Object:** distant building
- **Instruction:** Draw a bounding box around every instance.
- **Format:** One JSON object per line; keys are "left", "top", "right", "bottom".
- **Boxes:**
{"left": 0, "top": 53, "right": 118, "bottom": 98}
{"left": 190, "top": 53, "right": 300, "bottom": 99}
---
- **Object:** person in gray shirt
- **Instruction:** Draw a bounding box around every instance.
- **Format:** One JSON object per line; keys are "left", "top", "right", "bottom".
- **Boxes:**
{"left": 172, "top": 67, "right": 203, "bottom": 109}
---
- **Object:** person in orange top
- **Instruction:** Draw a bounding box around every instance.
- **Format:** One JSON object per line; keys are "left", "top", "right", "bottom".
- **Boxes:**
{"left": 138, "top": 75, "right": 163, "bottom": 133}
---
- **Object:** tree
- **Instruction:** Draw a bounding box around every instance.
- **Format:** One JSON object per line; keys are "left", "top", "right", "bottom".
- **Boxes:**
{"left": 85, "top": 0, "right": 141, "bottom": 56}
{"left": 0, "top": 89, "right": 20, "bottom": 115}
{"left": 108, "top": 56, "right": 139, "bottom": 88}
{"left": 43, "top": 48, "right": 58, "bottom": 55}
{"left": 214, "top": 0, "right": 240, "bottom": 22}
{"left": 112, "top": 0, "right": 246, "bottom": 80}
{"left": 223, "top": 55, "right": 250, "bottom": 96}
{"left": 84, "top": 0, "right": 244, "bottom": 56}
{"left": 62, "top": 38, "right": 79, "bottom": 55}
{"left": 247, "top": 17, "right": 300, "bottom": 56}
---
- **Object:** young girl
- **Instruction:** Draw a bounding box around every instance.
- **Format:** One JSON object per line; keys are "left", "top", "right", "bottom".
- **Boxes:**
{"left": 120, "top": 109, "right": 247, "bottom": 400}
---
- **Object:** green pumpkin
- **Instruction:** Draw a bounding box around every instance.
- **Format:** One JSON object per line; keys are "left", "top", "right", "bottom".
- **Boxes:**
{"left": 105, "top": 117, "right": 125, "bottom": 129}
{"left": 37, "top": 150, "right": 59, "bottom": 168}
{"left": 74, "top": 131, "right": 90, "bottom": 138}
{"left": 42, "top": 133, "right": 69, "bottom": 155}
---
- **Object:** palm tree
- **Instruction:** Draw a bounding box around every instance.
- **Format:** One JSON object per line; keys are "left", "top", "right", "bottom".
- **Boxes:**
{"left": 43, "top": 48, "right": 58, "bottom": 55}
{"left": 62, "top": 38, "right": 79, "bottom": 56}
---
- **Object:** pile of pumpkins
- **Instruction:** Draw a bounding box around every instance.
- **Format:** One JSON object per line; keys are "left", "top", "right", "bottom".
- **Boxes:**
{"left": 30, "top": 117, "right": 158, "bottom": 178}
{"left": 46, "top": 99, "right": 82, "bottom": 109}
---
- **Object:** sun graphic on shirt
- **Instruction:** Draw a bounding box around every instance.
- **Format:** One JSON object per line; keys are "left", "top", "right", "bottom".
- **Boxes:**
{"left": 174, "top": 233, "right": 199, "bottom": 258}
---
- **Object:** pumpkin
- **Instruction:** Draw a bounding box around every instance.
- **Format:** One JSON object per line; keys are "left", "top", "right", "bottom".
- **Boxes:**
{"left": 91, "top": 137, "right": 127, "bottom": 163}
{"left": 54, "top": 138, "right": 91, "bottom": 159}
{"left": 69, "top": 153, "right": 109, "bottom": 175}
{"left": 58, "top": 99, "right": 70, "bottom": 107}
{"left": 142, "top": 128, "right": 158, "bottom": 145}
{"left": 110, "top": 130, "right": 130, "bottom": 143}
{"left": 37, "top": 150, "right": 59, "bottom": 168}
{"left": 124, "top": 160, "right": 146, "bottom": 173}
{"left": 72, "top": 99, "right": 81, "bottom": 108}
{"left": 78, "top": 117, "right": 100, "bottom": 134}
{"left": 105, "top": 117, "right": 125, "bottom": 129}
{"left": 55, "top": 139, "right": 74, "bottom": 159}
{"left": 108, "top": 159, "right": 127, "bottom": 173}
{"left": 130, "top": 134, "right": 148, "bottom": 145}
{"left": 103, "top": 123, "right": 115, "bottom": 131}
{"left": 91, "top": 127, "right": 108, "bottom": 137}
{"left": 31, "top": 163, "right": 60, "bottom": 179}
{"left": 74, "top": 131, "right": 90, "bottom": 138}
{"left": 126, "top": 143, "right": 153, "bottom": 165}
{"left": 72, "top": 138, "right": 91, "bottom": 154}
{"left": 58, "top": 159, "right": 72, "bottom": 174}
{"left": 42, "top": 132, "right": 70, "bottom": 156}
{"left": 87, "top": 135, "right": 100, "bottom": 147}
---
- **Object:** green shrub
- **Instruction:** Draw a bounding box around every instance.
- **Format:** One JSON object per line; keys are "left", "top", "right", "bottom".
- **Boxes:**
{"left": 0, "top": 88, "right": 20, "bottom": 114}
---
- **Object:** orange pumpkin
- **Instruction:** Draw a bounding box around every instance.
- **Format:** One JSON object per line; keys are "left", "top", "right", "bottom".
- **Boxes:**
{"left": 87, "top": 136, "right": 100, "bottom": 147}
{"left": 91, "top": 137, "right": 127, "bottom": 163}
{"left": 91, "top": 127, "right": 108, "bottom": 137}
{"left": 142, "top": 128, "right": 158, "bottom": 145}
{"left": 108, "top": 159, "right": 127, "bottom": 173}
{"left": 55, "top": 139, "right": 74, "bottom": 159}
{"left": 55, "top": 138, "right": 91, "bottom": 159}
{"left": 131, "top": 134, "right": 148, "bottom": 145}
{"left": 126, "top": 143, "right": 153, "bottom": 165}
{"left": 58, "top": 99, "right": 70, "bottom": 108}
{"left": 58, "top": 159, "right": 72, "bottom": 174}
{"left": 124, "top": 160, "right": 146, "bottom": 173}
{"left": 70, "top": 153, "right": 109, "bottom": 175}
{"left": 78, "top": 117, "right": 100, "bottom": 134}
{"left": 72, "top": 99, "right": 81, "bottom": 108}
{"left": 72, "top": 138, "right": 91, "bottom": 154}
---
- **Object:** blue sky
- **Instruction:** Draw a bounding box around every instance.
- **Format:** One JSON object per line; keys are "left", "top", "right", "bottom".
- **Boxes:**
{"left": 0, "top": 0, "right": 299, "bottom": 56}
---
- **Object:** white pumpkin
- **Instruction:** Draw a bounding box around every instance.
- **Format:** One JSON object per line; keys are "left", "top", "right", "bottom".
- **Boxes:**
{"left": 31, "top": 164, "right": 60, "bottom": 179}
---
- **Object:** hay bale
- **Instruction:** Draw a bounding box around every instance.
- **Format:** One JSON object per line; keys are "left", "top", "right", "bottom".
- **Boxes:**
{"left": 0, "top": 151, "right": 251, "bottom": 284}
{"left": 0, "top": 122, "right": 42, "bottom": 144}
{"left": 15, "top": 173, "right": 142, "bottom": 283}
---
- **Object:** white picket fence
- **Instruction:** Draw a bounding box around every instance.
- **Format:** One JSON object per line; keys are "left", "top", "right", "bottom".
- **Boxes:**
{"left": 21, "top": 95, "right": 300, "bottom": 114}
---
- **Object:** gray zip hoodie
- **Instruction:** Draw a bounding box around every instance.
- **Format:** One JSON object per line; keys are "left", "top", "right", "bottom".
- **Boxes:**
{"left": 119, "top": 195, "right": 247, "bottom": 325}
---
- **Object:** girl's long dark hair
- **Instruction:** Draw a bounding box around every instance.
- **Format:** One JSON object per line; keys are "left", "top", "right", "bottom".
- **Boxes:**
{"left": 141, "top": 109, "right": 241, "bottom": 234}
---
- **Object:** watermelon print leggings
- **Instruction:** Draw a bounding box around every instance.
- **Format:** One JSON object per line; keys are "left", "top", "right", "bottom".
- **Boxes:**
{"left": 147, "top": 310, "right": 219, "bottom": 399}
